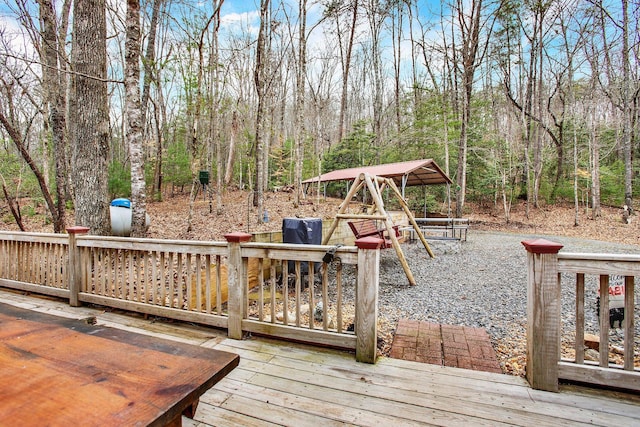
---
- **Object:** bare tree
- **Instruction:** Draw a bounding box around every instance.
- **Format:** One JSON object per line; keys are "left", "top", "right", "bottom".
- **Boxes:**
{"left": 293, "top": 0, "right": 307, "bottom": 206}
{"left": 253, "top": 0, "right": 271, "bottom": 218}
{"left": 71, "top": 0, "right": 110, "bottom": 234}
{"left": 0, "top": 95, "right": 59, "bottom": 234}
{"left": 591, "top": 0, "right": 637, "bottom": 214}
{"left": 38, "top": 0, "right": 70, "bottom": 232}
{"left": 454, "top": 0, "right": 490, "bottom": 217}
{"left": 364, "top": 0, "right": 388, "bottom": 158}
{"left": 142, "top": 0, "right": 163, "bottom": 201}
{"left": 125, "top": 0, "right": 147, "bottom": 237}
{"left": 327, "top": 0, "right": 359, "bottom": 145}
{"left": 620, "top": 0, "right": 633, "bottom": 213}
{"left": 224, "top": 109, "right": 239, "bottom": 186}
{"left": 209, "top": 1, "right": 224, "bottom": 215}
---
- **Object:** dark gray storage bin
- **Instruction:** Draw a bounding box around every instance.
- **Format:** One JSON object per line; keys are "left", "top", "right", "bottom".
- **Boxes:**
{"left": 282, "top": 218, "right": 322, "bottom": 276}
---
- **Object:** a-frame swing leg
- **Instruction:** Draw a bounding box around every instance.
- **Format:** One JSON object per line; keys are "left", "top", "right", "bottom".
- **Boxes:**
{"left": 321, "top": 175, "right": 366, "bottom": 245}
{"left": 385, "top": 178, "right": 435, "bottom": 258}
{"left": 363, "top": 174, "right": 416, "bottom": 286}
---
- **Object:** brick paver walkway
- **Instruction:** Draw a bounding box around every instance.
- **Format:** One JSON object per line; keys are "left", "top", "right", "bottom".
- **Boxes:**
{"left": 389, "top": 319, "right": 502, "bottom": 373}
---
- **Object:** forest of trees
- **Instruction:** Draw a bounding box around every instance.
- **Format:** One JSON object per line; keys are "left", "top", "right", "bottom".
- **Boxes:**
{"left": 0, "top": 0, "right": 638, "bottom": 235}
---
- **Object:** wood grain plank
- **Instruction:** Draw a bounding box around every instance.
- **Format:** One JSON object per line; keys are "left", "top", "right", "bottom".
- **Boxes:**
{"left": 0, "top": 302, "right": 238, "bottom": 427}
{"left": 195, "top": 400, "right": 281, "bottom": 427}
{"left": 213, "top": 377, "right": 438, "bottom": 427}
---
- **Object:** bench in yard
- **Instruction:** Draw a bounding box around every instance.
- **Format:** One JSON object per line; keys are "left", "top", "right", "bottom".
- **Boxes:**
{"left": 347, "top": 219, "right": 402, "bottom": 248}
{"left": 415, "top": 217, "right": 469, "bottom": 241}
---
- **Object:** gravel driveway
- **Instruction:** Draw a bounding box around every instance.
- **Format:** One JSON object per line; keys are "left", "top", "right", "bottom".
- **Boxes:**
{"left": 372, "top": 231, "right": 640, "bottom": 374}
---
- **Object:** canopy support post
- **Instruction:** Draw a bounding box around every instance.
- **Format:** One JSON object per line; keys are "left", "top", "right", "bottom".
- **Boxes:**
{"left": 402, "top": 174, "right": 408, "bottom": 199}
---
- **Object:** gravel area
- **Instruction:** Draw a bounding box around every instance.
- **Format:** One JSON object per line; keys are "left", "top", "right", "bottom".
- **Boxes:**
{"left": 368, "top": 231, "right": 640, "bottom": 375}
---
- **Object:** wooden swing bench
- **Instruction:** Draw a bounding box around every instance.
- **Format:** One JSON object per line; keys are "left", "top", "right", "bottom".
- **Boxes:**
{"left": 347, "top": 219, "right": 402, "bottom": 249}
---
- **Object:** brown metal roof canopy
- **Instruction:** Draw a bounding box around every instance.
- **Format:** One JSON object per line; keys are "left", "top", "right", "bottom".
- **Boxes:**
{"left": 303, "top": 159, "right": 452, "bottom": 190}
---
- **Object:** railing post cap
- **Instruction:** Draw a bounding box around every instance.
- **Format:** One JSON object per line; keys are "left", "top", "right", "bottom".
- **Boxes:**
{"left": 521, "top": 238, "right": 564, "bottom": 254}
{"left": 224, "top": 232, "right": 253, "bottom": 243}
{"left": 355, "top": 236, "right": 384, "bottom": 250}
{"left": 66, "top": 226, "right": 90, "bottom": 234}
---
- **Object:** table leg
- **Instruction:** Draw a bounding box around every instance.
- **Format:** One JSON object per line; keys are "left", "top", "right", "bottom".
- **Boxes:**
{"left": 165, "top": 400, "right": 199, "bottom": 427}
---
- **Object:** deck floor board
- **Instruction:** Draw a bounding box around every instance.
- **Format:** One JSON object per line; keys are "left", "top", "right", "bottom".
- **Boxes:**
{"left": 1, "top": 288, "right": 639, "bottom": 426}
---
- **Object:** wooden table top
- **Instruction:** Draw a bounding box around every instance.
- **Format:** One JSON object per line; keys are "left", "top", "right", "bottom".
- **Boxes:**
{"left": 0, "top": 302, "right": 239, "bottom": 426}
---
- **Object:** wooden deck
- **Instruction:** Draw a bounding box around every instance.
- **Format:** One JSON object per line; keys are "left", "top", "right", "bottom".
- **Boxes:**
{"left": 2, "top": 288, "right": 639, "bottom": 427}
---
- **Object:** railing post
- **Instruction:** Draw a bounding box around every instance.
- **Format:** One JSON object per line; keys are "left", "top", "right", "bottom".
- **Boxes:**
{"left": 67, "top": 226, "right": 90, "bottom": 307}
{"left": 521, "top": 238, "right": 564, "bottom": 392}
{"left": 355, "top": 236, "right": 382, "bottom": 363}
{"left": 225, "top": 232, "right": 252, "bottom": 339}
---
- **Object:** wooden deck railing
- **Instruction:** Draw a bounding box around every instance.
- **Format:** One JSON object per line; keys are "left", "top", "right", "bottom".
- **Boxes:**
{"left": 523, "top": 239, "right": 639, "bottom": 392}
{"left": 0, "top": 228, "right": 381, "bottom": 363}
{"left": 0, "top": 231, "right": 69, "bottom": 298}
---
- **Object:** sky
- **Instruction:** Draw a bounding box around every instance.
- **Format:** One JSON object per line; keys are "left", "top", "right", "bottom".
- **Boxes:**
{"left": 0, "top": 0, "right": 439, "bottom": 61}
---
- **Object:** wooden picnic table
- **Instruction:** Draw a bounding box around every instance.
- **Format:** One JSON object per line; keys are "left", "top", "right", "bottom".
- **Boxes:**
{"left": 414, "top": 217, "right": 469, "bottom": 241}
{"left": 0, "top": 302, "right": 239, "bottom": 426}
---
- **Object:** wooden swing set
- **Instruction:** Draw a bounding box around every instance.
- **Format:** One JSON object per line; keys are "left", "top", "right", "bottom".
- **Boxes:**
{"left": 322, "top": 173, "right": 434, "bottom": 286}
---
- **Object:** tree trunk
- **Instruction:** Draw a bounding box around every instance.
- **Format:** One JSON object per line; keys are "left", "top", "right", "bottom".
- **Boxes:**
{"left": 187, "top": 11, "right": 219, "bottom": 231}
{"left": 141, "top": 0, "right": 162, "bottom": 132}
{"left": 533, "top": 9, "right": 545, "bottom": 208}
{"left": 152, "top": 79, "right": 165, "bottom": 201}
{"left": 224, "top": 109, "right": 238, "bottom": 186}
{"left": 0, "top": 110, "right": 59, "bottom": 233}
{"left": 621, "top": 0, "right": 633, "bottom": 213}
{"left": 337, "top": 0, "right": 358, "bottom": 144}
{"left": 209, "top": 1, "right": 223, "bottom": 215}
{"left": 71, "top": 0, "right": 110, "bottom": 235}
{"left": 38, "top": 0, "right": 67, "bottom": 232}
{"left": 455, "top": 0, "right": 483, "bottom": 218}
{"left": 367, "top": 2, "right": 384, "bottom": 161}
{"left": 126, "top": 0, "right": 147, "bottom": 237}
{"left": 1, "top": 178, "right": 25, "bottom": 231}
{"left": 573, "top": 126, "right": 579, "bottom": 226}
{"left": 253, "top": 0, "right": 270, "bottom": 218}
{"left": 293, "top": 0, "right": 307, "bottom": 206}
{"left": 590, "top": 105, "right": 601, "bottom": 218}
{"left": 141, "top": 0, "right": 162, "bottom": 201}
{"left": 392, "top": 3, "right": 402, "bottom": 136}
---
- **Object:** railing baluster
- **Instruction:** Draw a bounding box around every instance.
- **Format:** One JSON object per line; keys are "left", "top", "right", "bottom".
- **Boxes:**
{"left": 337, "top": 262, "right": 343, "bottom": 333}
{"left": 194, "top": 253, "right": 201, "bottom": 311}
{"left": 215, "top": 255, "right": 222, "bottom": 314}
{"left": 258, "top": 258, "right": 264, "bottom": 321}
{"left": 127, "top": 251, "right": 133, "bottom": 301}
{"left": 624, "top": 276, "right": 635, "bottom": 371}
{"left": 159, "top": 252, "right": 166, "bottom": 306}
{"left": 598, "top": 275, "right": 610, "bottom": 367}
{"left": 322, "top": 263, "right": 329, "bottom": 331}
{"left": 204, "top": 254, "right": 211, "bottom": 313}
{"left": 107, "top": 249, "right": 114, "bottom": 297}
{"left": 33, "top": 242, "right": 39, "bottom": 284}
{"left": 168, "top": 252, "right": 176, "bottom": 308}
{"left": 308, "top": 261, "right": 315, "bottom": 330}
{"left": 100, "top": 248, "right": 107, "bottom": 295}
{"left": 282, "top": 259, "right": 289, "bottom": 325}
{"left": 38, "top": 242, "right": 43, "bottom": 285}
{"left": 150, "top": 251, "right": 158, "bottom": 305}
{"left": 295, "top": 260, "right": 301, "bottom": 327}
{"left": 575, "top": 273, "right": 585, "bottom": 364}
{"left": 178, "top": 252, "right": 185, "bottom": 309}
{"left": 270, "top": 263, "right": 276, "bottom": 324}
{"left": 144, "top": 251, "right": 151, "bottom": 303}
{"left": 184, "top": 253, "right": 191, "bottom": 310}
